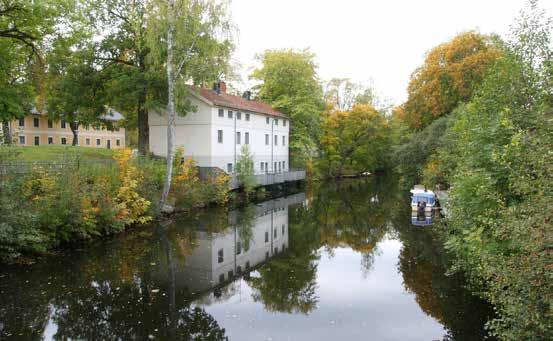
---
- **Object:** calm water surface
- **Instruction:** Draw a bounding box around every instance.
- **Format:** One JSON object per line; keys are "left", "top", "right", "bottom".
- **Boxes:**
{"left": 0, "top": 178, "right": 494, "bottom": 340}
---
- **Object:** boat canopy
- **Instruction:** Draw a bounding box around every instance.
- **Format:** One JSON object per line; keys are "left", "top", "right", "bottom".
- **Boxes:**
{"left": 411, "top": 192, "right": 435, "bottom": 204}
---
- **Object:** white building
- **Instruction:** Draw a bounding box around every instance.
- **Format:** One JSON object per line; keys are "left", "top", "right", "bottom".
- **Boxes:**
{"left": 149, "top": 82, "right": 290, "bottom": 174}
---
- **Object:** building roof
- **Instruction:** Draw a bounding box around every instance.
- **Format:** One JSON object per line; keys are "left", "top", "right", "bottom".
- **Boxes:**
{"left": 189, "top": 85, "right": 288, "bottom": 119}
{"left": 29, "top": 107, "right": 125, "bottom": 122}
{"left": 101, "top": 108, "right": 125, "bottom": 121}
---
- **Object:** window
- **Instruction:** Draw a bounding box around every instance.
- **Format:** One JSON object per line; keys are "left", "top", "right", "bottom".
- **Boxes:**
{"left": 48, "top": 120, "right": 53, "bottom": 128}
{"left": 116, "top": 139, "right": 120, "bottom": 147}
{"left": 33, "top": 118, "right": 39, "bottom": 127}
{"left": 282, "top": 135, "right": 285, "bottom": 146}
{"left": 237, "top": 112, "right": 241, "bottom": 120}
{"left": 236, "top": 241, "right": 241, "bottom": 255}
{"left": 246, "top": 113, "right": 250, "bottom": 121}
{"left": 265, "top": 162, "right": 268, "bottom": 172}
{"left": 61, "top": 120, "right": 66, "bottom": 129}
{"left": 218, "top": 249, "right": 224, "bottom": 263}
{"left": 283, "top": 161, "right": 286, "bottom": 170}
{"left": 282, "top": 224, "right": 285, "bottom": 235}
{"left": 219, "top": 273, "right": 225, "bottom": 283}
{"left": 245, "top": 132, "right": 249, "bottom": 145}
{"left": 274, "top": 229, "right": 277, "bottom": 238}
{"left": 237, "top": 266, "right": 242, "bottom": 274}
{"left": 85, "top": 138, "right": 90, "bottom": 146}
{"left": 274, "top": 135, "right": 278, "bottom": 146}
{"left": 18, "top": 118, "right": 24, "bottom": 127}
{"left": 265, "top": 134, "right": 269, "bottom": 145}
{"left": 61, "top": 137, "right": 67, "bottom": 145}
{"left": 115, "top": 127, "right": 120, "bottom": 132}
{"left": 228, "top": 270, "right": 233, "bottom": 278}
{"left": 236, "top": 131, "right": 241, "bottom": 145}
{"left": 218, "top": 108, "right": 224, "bottom": 117}
{"left": 18, "top": 135, "right": 25, "bottom": 145}
{"left": 283, "top": 119, "right": 287, "bottom": 127}
{"left": 34, "top": 136, "right": 40, "bottom": 146}
{"left": 217, "top": 129, "right": 223, "bottom": 143}
{"left": 260, "top": 162, "right": 264, "bottom": 172}
{"left": 275, "top": 119, "right": 278, "bottom": 126}
{"left": 274, "top": 162, "right": 277, "bottom": 171}
{"left": 227, "top": 163, "right": 233, "bottom": 173}
{"left": 246, "top": 261, "right": 250, "bottom": 269}
{"left": 266, "top": 117, "right": 269, "bottom": 124}
{"left": 96, "top": 138, "right": 101, "bottom": 146}
{"left": 265, "top": 231, "right": 269, "bottom": 243}
{"left": 48, "top": 136, "right": 53, "bottom": 145}
{"left": 228, "top": 110, "right": 233, "bottom": 119}
{"left": 265, "top": 251, "right": 269, "bottom": 260}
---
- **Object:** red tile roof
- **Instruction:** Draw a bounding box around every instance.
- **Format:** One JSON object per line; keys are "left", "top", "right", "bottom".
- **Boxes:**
{"left": 189, "top": 86, "right": 288, "bottom": 119}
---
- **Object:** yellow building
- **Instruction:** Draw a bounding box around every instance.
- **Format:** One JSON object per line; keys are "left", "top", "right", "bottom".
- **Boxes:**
{"left": 9, "top": 110, "right": 126, "bottom": 149}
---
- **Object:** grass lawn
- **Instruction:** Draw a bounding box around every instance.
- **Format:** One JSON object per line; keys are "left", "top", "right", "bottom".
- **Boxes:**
{"left": 0, "top": 145, "right": 116, "bottom": 161}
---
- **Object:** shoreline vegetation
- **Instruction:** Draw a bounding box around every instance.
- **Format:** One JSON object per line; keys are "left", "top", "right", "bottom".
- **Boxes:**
{"left": 0, "top": 145, "right": 297, "bottom": 264}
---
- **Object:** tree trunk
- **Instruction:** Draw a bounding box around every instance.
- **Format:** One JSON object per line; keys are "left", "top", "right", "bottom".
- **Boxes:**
{"left": 70, "top": 121, "right": 79, "bottom": 146}
{"left": 160, "top": 0, "right": 176, "bottom": 212}
{"left": 137, "top": 87, "right": 149, "bottom": 155}
{"left": 137, "top": 50, "right": 149, "bottom": 155}
{"left": 2, "top": 120, "right": 11, "bottom": 145}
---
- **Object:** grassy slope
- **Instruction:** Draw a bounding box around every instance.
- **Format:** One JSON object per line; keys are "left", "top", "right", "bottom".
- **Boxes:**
{"left": 0, "top": 145, "right": 115, "bottom": 161}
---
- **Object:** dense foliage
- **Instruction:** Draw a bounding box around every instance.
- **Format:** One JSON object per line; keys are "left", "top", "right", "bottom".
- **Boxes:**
{"left": 398, "top": 31, "right": 501, "bottom": 130}
{"left": 0, "top": 147, "right": 231, "bottom": 262}
{"left": 250, "top": 49, "right": 326, "bottom": 169}
{"left": 317, "top": 104, "right": 390, "bottom": 178}
{"left": 392, "top": 2, "right": 552, "bottom": 339}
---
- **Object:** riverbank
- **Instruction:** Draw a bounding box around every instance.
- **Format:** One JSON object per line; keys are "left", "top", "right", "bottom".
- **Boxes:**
{"left": 0, "top": 146, "right": 305, "bottom": 264}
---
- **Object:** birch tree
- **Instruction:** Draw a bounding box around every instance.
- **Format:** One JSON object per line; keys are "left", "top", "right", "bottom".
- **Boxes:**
{"left": 152, "top": 0, "right": 233, "bottom": 211}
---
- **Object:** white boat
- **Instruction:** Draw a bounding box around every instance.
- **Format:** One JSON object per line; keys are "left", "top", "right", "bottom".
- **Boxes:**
{"left": 410, "top": 185, "right": 437, "bottom": 213}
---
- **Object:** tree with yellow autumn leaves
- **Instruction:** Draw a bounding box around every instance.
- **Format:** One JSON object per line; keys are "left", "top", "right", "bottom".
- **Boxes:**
{"left": 398, "top": 31, "right": 501, "bottom": 130}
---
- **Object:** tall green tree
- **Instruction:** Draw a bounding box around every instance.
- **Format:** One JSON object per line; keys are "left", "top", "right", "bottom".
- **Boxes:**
{"left": 46, "top": 43, "right": 109, "bottom": 146}
{"left": 250, "top": 49, "right": 325, "bottom": 168}
{"left": 88, "top": 0, "right": 164, "bottom": 154}
{"left": 430, "top": 2, "right": 552, "bottom": 338}
{"left": 0, "top": 0, "right": 65, "bottom": 143}
{"left": 150, "top": 0, "right": 234, "bottom": 210}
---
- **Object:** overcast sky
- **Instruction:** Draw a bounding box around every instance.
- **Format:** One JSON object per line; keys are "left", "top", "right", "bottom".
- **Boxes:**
{"left": 229, "top": 0, "right": 552, "bottom": 105}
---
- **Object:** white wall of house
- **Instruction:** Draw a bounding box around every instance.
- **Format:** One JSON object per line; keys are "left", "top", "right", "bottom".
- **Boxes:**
{"left": 149, "top": 95, "right": 290, "bottom": 174}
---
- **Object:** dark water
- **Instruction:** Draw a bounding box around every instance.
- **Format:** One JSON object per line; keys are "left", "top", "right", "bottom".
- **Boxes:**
{"left": 0, "top": 178, "right": 495, "bottom": 340}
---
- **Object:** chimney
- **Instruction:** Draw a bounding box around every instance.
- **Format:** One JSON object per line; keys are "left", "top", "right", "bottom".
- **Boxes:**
{"left": 219, "top": 81, "right": 227, "bottom": 94}
{"left": 242, "top": 90, "right": 252, "bottom": 100}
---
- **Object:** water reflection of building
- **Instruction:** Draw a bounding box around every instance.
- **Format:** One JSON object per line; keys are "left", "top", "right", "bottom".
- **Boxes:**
{"left": 176, "top": 193, "right": 306, "bottom": 294}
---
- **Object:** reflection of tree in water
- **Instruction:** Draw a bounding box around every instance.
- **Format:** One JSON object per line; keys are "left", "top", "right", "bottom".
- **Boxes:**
{"left": 395, "top": 212, "right": 496, "bottom": 341}
{"left": 0, "top": 223, "right": 227, "bottom": 340}
{"left": 246, "top": 177, "right": 399, "bottom": 314}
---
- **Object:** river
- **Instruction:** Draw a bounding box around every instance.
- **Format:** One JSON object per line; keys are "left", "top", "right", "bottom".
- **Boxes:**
{"left": 0, "top": 177, "right": 495, "bottom": 340}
